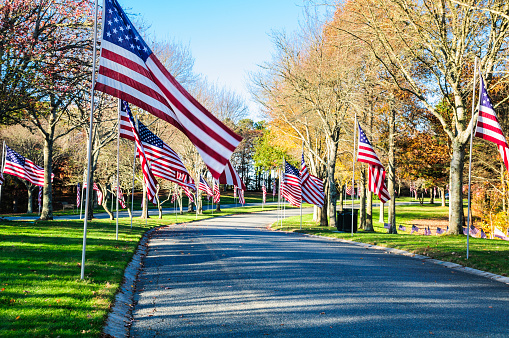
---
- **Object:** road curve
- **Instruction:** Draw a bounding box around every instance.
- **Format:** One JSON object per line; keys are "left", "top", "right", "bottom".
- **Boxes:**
{"left": 130, "top": 209, "right": 509, "bottom": 337}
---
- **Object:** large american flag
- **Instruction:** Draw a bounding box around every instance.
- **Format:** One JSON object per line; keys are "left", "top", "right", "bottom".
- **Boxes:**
{"left": 199, "top": 175, "right": 213, "bottom": 197}
{"left": 3, "top": 146, "right": 51, "bottom": 186}
{"left": 218, "top": 160, "right": 246, "bottom": 190}
{"left": 213, "top": 180, "right": 220, "bottom": 204}
{"left": 123, "top": 104, "right": 159, "bottom": 204}
{"left": 83, "top": 182, "right": 104, "bottom": 205}
{"left": 300, "top": 154, "right": 324, "bottom": 208}
{"left": 357, "top": 124, "right": 390, "bottom": 203}
{"left": 95, "top": 0, "right": 241, "bottom": 179}
{"left": 475, "top": 77, "right": 509, "bottom": 172}
{"left": 281, "top": 160, "right": 301, "bottom": 207}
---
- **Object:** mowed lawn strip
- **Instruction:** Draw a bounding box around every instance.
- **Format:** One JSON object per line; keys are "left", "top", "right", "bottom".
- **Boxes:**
{"left": 275, "top": 202, "right": 509, "bottom": 277}
{"left": 0, "top": 204, "right": 278, "bottom": 337}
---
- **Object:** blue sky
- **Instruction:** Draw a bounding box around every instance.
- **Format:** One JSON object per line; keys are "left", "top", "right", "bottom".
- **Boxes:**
{"left": 118, "top": 0, "right": 320, "bottom": 119}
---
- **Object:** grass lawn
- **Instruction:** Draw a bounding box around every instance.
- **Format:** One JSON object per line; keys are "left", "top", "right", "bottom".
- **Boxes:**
{"left": 0, "top": 204, "right": 278, "bottom": 337}
{"left": 276, "top": 201, "right": 509, "bottom": 277}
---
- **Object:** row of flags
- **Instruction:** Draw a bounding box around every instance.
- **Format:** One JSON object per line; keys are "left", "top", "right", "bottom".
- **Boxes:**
{"left": 280, "top": 155, "right": 325, "bottom": 208}
{"left": 119, "top": 100, "right": 245, "bottom": 208}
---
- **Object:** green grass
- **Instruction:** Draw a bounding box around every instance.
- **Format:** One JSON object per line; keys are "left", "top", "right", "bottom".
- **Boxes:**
{"left": 0, "top": 204, "right": 278, "bottom": 337}
{"left": 275, "top": 202, "right": 509, "bottom": 277}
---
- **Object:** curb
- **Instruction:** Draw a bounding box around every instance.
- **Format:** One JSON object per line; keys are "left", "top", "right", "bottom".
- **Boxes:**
{"left": 102, "top": 225, "right": 161, "bottom": 338}
{"left": 274, "top": 229, "right": 509, "bottom": 286}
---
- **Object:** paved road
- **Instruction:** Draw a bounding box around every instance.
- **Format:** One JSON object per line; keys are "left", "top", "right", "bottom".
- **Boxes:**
{"left": 130, "top": 209, "right": 509, "bottom": 337}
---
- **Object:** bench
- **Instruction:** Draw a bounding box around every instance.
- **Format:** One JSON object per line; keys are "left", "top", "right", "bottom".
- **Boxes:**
{"left": 61, "top": 202, "right": 75, "bottom": 211}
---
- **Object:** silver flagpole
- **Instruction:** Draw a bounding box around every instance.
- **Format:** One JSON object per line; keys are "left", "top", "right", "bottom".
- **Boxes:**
{"left": 115, "top": 99, "right": 121, "bottom": 240}
{"left": 130, "top": 138, "right": 136, "bottom": 229}
{"left": 0, "top": 141, "right": 5, "bottom": 205}
{"left": 466, "top": 58, "right": 479, "bottom": 259}
{"left": 352, "top": 113, "right": 357, "bottom": 236}
{"left": 81, "top": 0, "right": 100, "bottom": 280}
{"left": 300, "top": 143, "right": 303, "bottom": 230}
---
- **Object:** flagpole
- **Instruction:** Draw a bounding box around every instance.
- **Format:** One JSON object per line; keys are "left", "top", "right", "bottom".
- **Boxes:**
{"left": 300, "top": 143, "right": 303, "bottom": 230}
{"left": 130, "top": 138, "right": 136, "bottom": 229}
{"left": 0, "top": 141, "right": 5, "bottom": 205}
{"left": 352, "top": 113, "right": 357, "bottom": 236}
{"left": 278, "top": 167, "right": 282, "bottom": 229}
{"left": 81, "top": 0, "right": 99, "bottom": 280}
{"left": 466, "top": 58, "right": 479, "bottom": 260}
{"left": 115, "top": 100, "right": 121, "bottom": 240}
{"left": 80, "top": 175, "right": 84, "bottom": 220}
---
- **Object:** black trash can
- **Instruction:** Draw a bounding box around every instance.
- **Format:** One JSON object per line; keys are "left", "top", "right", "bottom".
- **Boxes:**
{"left": 336, "top": 209, "right": 358, "bottom": 233}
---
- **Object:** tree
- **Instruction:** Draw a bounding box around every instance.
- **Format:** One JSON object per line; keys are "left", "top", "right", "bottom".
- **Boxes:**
{"left": 341, "top": 0, "right": 509, "bottom": 234}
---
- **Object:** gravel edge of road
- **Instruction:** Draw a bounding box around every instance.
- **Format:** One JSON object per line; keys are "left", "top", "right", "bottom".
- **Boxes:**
{"left": 102, "top": 225, "right": 162, "bottom": 338}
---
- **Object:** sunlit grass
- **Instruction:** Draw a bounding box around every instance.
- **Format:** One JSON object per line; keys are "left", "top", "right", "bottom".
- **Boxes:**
{"left": 0, "top": 204, "right": 277, "bottom": 337}
{"left": 276, "top": 202, "right": 509, "bottom": 277}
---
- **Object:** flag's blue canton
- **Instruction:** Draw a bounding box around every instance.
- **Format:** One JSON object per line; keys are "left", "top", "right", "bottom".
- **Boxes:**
{"left": 103, "top": 0, "right": 152, "bottom": 61}
{"left": 480, "top": 78, "right": 493, "bottom": 109}
{"left": 121, "top": 100, "right": 131, "bottom": 114}
{"left": 6, "top": 147, "right": 25, "bottom": 166}
{"left": 138, "top": 122, "right": 164, "bottom": 148}
{"left": 285, "top": 161, "right": 299, "bottom": 176}
{"left": 358, "top": 125, "right": 371, "bottom": 146}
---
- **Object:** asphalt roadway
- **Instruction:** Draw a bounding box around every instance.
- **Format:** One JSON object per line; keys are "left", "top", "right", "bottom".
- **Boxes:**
{"left": 129, "top": 209, "right": 509, "bottom": 337}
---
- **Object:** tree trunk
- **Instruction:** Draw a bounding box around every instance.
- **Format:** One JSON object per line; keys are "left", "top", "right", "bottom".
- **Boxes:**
{"left": 448, "top": 140, "right": 466, "bottom": 234}
{"left": 388, "top": 108, "right": 397, "bottom": 234}
{"left": 40, "top": 136, "right": 54, "bottom": 220}
{"left": 197, "top": 192, "right": 203, "bottom": 214}
{"left": 366, "top": 191, "right": 373, "bottom": 231}
{"left": 327, "top": 140, "right": 338, "bottom": 228}
{"left": 215, "top": 201, "right": 221, "bottom": 212}
{"left": 441, "top": 187, "right": 446, "bottom": 207}
{"left": 360, "top": 167, "right": 366, "bottom": 230}
{"left": 26, "top": 185, "right": 37, "bottom": 214}
{"left": 338, "top": 185, "right": 344, "bottom": 213}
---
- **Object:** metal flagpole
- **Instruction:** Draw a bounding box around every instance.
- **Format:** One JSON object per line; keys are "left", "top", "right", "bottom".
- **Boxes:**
{"left": 0, "top": 141, "right": 5, "bottom": 205}
{"left": 115, "top": 100, "right": 121, "bottom": 240}
{"left": 81, "top": 0, "right": 100, "bottom": 280}
{"left": 278, "top": 168, "right": 282, "bottom": 229}
{"left": 300, "top": 143, "right": 303, "bottom": 230}
{"left": 466, "top": 58, "right": 479, "bottom": 260}
{"left": 130, "top": 138, "right": 136, "bottom": 229}
{"left": 352, "top": 113, "right": 357, "bottom": 237}
{"left": 80, "top": 175, "right": 84, "bottom": 220}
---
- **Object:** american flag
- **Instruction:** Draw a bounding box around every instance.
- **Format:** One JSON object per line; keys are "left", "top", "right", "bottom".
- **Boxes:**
{"left": 475, "top": 76, "right": 509, "bottom": 172}
{"left": 384, "top": 223, "right": 391, "bottom": 229}
{"left": 0, "top": 172, "right": 4, "bottom": 185}
{"left": 218, "top": 160, "right": 246, "bottom": 190}
{"left": 238, "top": 188, "right": 245, "bottom": 205}
{"left": 346, "top": 185, "right": 353, "bottom": 196}
{"left": 262, "top": 181, "right": 267, "bottom": 204}
{"left": 424, "top": 226, "right": 431, "bottom": 236}
{"left": 494, "top": 227, "right": 509, "bottom": 241}
{"left": 123, "top": 103, "right": 158, "bottom": 204}
{"left": 398, "top": 225, "right": 406, "bottom": 231}
{"left": 300, "top": 154, "right": 324, "bottom": 208}
{"left": 83, "top": 182, "right": 104, "bottom": 205}
{"left": 76, "top": 183, "right": 81, "bottom": 208}
{"left": 116, "top": 186, "right": 127, "bottom": 209}
{"left": 119, "top": 101, "right": 194, "bottom": 188}
{"left": 199, "top": 175, "right": 213, "bottom": 197}
{"left": 463, "top": 225, "right": 478, "bottom": 236}
{"left": 3, "top": 146, "right": 50, "bottom": 186}
{"left": 357, "top": 124, "right": 390, "bottom": 203}
{"left": 38, "top": 186, "right": 42, "bottom": 209}
{"left": 182, "top": 185, "right": 194, "bottom": 203}
{"left": 95, "top": 0, "right": 241, "bottom": 179}
{"left": 480, "top": 229, "right": 487, "bottom": 239}
{"left": 213, "top": 180, "right": 220, "bottom": 204}
{"left": 411, "top": 225, "right": 419, "bottom": 234}
{"left": 436, "top": 227, "right": 445, "bottom": 235}
{"left": 171, "top": 188, "right": 178, "bottom": 204}
{"left": 281, "top": 160, "right": 301, "bottom": 207}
